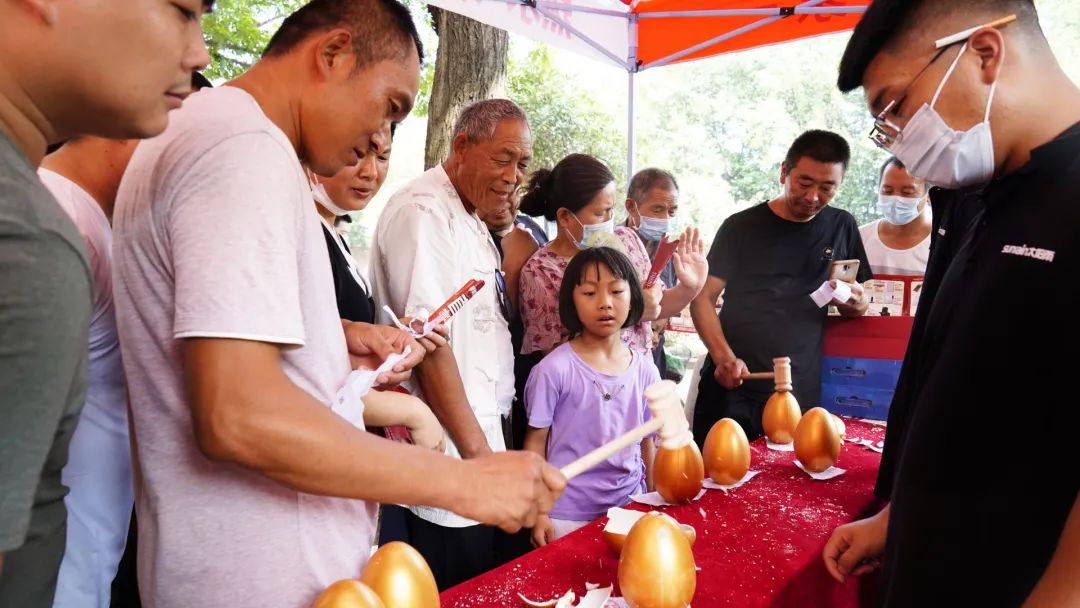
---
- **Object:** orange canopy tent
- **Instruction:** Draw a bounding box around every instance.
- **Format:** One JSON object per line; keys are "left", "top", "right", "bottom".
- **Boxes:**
{"left": 424, "top": 0, "right": 871, "bottom": 173}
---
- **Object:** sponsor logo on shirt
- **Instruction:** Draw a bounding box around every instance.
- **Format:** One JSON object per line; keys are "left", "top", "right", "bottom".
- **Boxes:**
{"left": 822, "top": 247, "right": 834, "bottom": 260}
{"left": 1001, "top": 244, "right": 1055, "bottom": 263}
{"left": 937, "top": 228, "right": 946, "bottom": 236}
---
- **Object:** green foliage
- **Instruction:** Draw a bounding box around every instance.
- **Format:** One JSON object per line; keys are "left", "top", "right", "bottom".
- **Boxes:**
{"left": 507, "top": 47, "right": 627, "bottom": 187}
{"left": 202, "top": 0, "right": 305, "bottom": 81}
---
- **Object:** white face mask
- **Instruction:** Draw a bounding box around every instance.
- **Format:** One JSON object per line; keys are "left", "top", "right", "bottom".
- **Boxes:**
{"left": 308, "top": 171, "right": 351, "bottom": 217}
{"left": 889, "top": 42, "right": 1003, "bottom": 189}
{"left": 877, "top": 194, "right": 923, "bottom": 226}
{"left": 636, "top": 214, "right": 674, "bottom": 241}
{"left": 568, "top": 213, "right": 616, "bottom": 250}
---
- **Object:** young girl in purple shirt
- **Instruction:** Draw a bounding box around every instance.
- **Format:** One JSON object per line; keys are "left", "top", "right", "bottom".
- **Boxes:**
{"left": 524, "top": 247, "right": 662, "bottom": 546}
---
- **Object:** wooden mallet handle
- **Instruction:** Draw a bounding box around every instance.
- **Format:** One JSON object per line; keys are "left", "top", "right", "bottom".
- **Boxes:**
{"left": 560, "top": 418, "right": 663, "bottom": 481}
{"left": 740, "top": 371, "right": 775, "bottom": 380}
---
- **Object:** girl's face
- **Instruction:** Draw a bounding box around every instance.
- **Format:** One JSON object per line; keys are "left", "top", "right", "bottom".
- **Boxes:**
{"left": 573, "top": 261, "right": 631, "bottom": 338}
{"left": 316, "top": 126, "right": 392, "bottom": 212}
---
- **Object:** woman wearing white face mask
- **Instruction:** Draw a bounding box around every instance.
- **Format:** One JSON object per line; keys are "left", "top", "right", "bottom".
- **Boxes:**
{"left": 517, "top": 154, "right": 708, "bottom": 357}
{"left": 859, "top": 157, "right": 932, "bottom": 275}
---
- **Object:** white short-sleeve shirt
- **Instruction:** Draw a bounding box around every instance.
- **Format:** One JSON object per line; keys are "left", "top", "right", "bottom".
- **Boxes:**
{"left": 859, "top": 219, "right": 931, "bottom": 276}
{"left": 370, "top": 165, "right": 515, "bottom": 528}
{"left": 111, "top": 86, "right": 375, "bottom": 608}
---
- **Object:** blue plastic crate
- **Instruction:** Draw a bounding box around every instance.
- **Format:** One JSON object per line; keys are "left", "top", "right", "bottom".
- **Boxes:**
{"left": 819, "top": 383, "right": 894, "bottom": 421}
{"left": 820, "top": 356, "right": 903, "bottom": 392}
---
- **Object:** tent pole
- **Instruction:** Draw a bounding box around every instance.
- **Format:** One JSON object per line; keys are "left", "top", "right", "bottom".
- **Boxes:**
{"left": 627, "top": 70, "right": 635, "bottom": 180}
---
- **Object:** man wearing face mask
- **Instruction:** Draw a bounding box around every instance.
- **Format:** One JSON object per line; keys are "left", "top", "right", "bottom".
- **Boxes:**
{"left": 690, "top": 130, "right": 872, "bottom": 446}
{"left": 624, "top": 168, "right": 681, "bottom": 377}
{"left": 823, "top": 1, "right": 1080, "bottom": 605}
{"left": 859, "top": 157, "right": 931, "bottom": 275}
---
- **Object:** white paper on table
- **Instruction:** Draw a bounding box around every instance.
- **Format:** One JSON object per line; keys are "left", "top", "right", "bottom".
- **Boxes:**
{"left": 630, "top": 489, "right": 706, "bottom": 507}
{"left": 331, "top": 347, "right": 412, "bottom": 428}
{"left": 702, "top": 470, "right": 760, "bottom": 492}
{"left": 810, "top": 280, "right": 852, "bottom": 308}
{"left": 766, "top": 440, "right": 795, "bottom": 452}
{"left": 604, "top": 507, "right": 645, "bottom": 535}
{"left": 576, "top": 586, "right": 613, "bottom": 608}
{"left": 794, "top": 460, "right": 847, "bottom": 480}
{"left": 846, "top": 437, "right": 884, "bottom": 453}
{"left": 606, "top": 600, "right": 689, "bottom": 608}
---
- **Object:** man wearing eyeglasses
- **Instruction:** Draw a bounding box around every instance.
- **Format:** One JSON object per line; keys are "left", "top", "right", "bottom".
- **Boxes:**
{"left": 689, "top": 130, "right": 872, "bottom": 446}
{"left": 824, "top": 1, "right": 1080, "bottom": 605}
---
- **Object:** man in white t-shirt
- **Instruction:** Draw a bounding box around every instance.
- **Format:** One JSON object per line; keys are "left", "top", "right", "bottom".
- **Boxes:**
{"left": 370, "top": 99, "right": 531, "bottom": 589}
{"left": 39, "top": 137, "right": 137, "bottom": 608}
{"left": 111, "top": 3, "right": 563, "bottom": 607}
{"left": 859, "top": 157, "right": 932, "bottom": 276}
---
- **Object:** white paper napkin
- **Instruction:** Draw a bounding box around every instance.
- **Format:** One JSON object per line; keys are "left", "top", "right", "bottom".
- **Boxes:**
{"left": 810, "top": 280, "right": 852, "bottom": 308}
{"left": 766, "top": 440, "right": 795, "bottom": 452}
{"left": 794, "top": 460, "right": 846, "bottom": 480}
{"left": 702, "top": 470, "right": 760, "bottom": 492}
{"left": 630, "top": 489, "right": 706, "bottom": 507}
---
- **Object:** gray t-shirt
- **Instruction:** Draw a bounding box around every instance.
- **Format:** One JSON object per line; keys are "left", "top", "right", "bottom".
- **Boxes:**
{"left": 0, "top": 131, "right": 92, "bottom": 607}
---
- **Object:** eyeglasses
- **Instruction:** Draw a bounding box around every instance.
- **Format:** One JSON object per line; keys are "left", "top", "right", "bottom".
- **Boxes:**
{"left": 868, "top": 14, "right": 1015, "bottom": 151}
{"left": 869, "top": 43, "right": 957, "bottom": 150}
{"left": 493, "top": 269, "right": 512, "bottom": 323}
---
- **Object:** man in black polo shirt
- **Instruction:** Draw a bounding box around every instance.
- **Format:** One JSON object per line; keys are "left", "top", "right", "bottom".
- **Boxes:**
{"left": 690, "top": 130, "right": 872, "bottom": 445}
{"left": 823, "top": 1, "right": 1080, "bottom": 605}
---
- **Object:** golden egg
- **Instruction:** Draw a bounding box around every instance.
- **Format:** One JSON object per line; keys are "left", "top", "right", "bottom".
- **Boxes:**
{"left": 793, "top": 407, "right": 842, "bottom": 473}
{"left": 702, "top": 418, "right": 751, "bottom": 485}
{"left": 604, "top": 521, "right": 697, "bottom": 558}
{"left": 831, "top": 414, "right": 846, "bottom": 439}
{"left": 619, "top": 512, "right": 696, "bottom": 608}
{"left": 654, "top": 442, "right": 705, "bottom": 504}
{"left": 311, "top": 580, "right": 385, "bottom": 608}
{"left": 359, "top": 542, "right": 439, "bottom": 608}
{"left": 762, "top": 391, "right": 802, "bottom": 444}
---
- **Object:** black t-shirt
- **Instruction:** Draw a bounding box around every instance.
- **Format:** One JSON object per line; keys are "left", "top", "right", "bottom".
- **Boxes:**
{"left": 882, "top": 122, "right": 1080, "bottom": 606}
{"left": 706, "top": 202, "right": 872, "bottom": 405}
{"left": 322, "top": 224, "right": 374, "bottom": 324}
{"left": 875, "top": 186, "right": 984, "bottom": 500}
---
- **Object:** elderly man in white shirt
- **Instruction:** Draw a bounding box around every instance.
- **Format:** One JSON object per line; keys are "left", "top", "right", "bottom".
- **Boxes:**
{"left": 371, "top": 99, "right": 530, "bottom": 589}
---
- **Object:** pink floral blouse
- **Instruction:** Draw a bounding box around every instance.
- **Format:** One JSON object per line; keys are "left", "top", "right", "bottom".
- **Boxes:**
{"left": 520, "top": 226, "right": 655, "bottom": 355}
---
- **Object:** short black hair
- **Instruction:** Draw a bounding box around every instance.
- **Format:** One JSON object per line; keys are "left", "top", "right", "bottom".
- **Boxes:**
{"left": 519, "top": 153, "right": 615, "bottom": 222}
{"left": 191, "top": 71, "right": 213, "bottom": 90}
{"left": 559, "top": 247, "right": 644, "bottom": 337}
{"left": 838, "top": 0, "right": 1041, "bottom": 92}
{"left": 783, "top": 130, "right": 851, "bottom": 174}
{"left": 262, "top": 0, "right": 423, "bottom": 68}
{"left": 627, "top": 168, "right": 678, "bottom": 203}
{"left": 878, "top": 157, "right": 905, "bottom": 183}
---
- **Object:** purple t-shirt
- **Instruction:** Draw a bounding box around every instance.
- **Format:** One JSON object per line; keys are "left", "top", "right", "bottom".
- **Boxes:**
{"left": 526, "top": 342, "right": 661, "bottom": 521}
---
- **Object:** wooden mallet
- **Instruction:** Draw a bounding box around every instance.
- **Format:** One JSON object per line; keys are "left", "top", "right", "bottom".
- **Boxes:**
{"left": 561, "top": 381, "right": 704, "bottom": 503}
{"left": 739, "top": 357, "right": 803, "bottom": 444}
{"left": 740, "top": 356, "right": 793, "bottom": 391}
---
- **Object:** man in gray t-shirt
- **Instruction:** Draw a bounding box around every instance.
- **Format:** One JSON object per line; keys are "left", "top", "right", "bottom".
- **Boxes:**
{"left": 0, "top": 131, "right": 91, "bottom": 606}
{"left": 0, "top": 1, "right": 212, "bottom": 605}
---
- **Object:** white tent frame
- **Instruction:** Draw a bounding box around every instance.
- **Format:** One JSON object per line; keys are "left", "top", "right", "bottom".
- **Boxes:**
{"left": 432, "top": 0, "right": 868, "bottom": 175}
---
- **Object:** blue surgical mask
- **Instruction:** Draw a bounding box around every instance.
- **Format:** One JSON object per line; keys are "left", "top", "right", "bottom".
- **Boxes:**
{"left": 877, "top": 195, "right": 922, "bottom": 226}
{"left": 569, "top": 214, "right": 616, "bottom": 250}
{"left": 637, "top": 215, "right": 673, "bottom": 242}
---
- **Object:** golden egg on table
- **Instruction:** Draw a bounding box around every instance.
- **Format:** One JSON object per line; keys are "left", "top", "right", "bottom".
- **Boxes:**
{"left": 359, "top": 542, "right": 439, "bottom": 608}
{"left": 311, "top": 580, "right": 385, "bottom": 608}
{"left": 793, "top": 407, "right": 842, "bottom": 473}
{"left": 654, "top": 442, "right": 705, "bottom": 504}
{"left": 605, "top": 521, "right": 696, "bottom": 558}
{"left": 762, "top": 390, "right": 802, "bottom": 444}
{"left": 831, "top": 414, "right": 846, "bottom": 439}
{"left": 619, "top": 512, "right": 696, "bottom": 608}
{"left": 702, "top": 418, "right": 751, "bottom": 485}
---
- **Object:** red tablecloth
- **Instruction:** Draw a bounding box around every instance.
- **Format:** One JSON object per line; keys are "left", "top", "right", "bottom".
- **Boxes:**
{"left": 442, "top": 419, "right": 886, "bottom": 607}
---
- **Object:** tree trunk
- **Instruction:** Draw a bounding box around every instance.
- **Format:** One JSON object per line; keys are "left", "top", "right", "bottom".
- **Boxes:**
{"left": 424, "top": 7, "right": 509, "bottom": 170}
